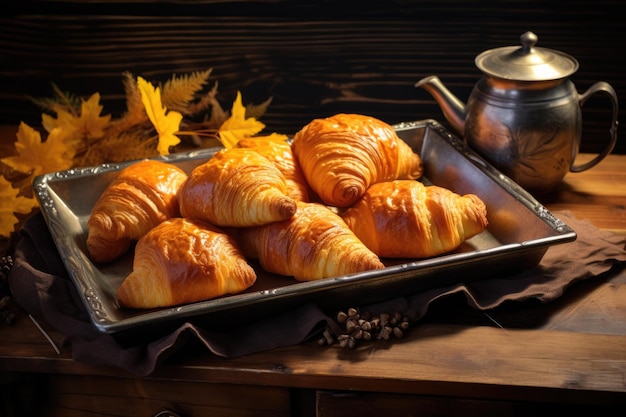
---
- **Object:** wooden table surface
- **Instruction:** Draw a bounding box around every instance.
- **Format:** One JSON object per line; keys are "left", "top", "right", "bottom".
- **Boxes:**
{"left": 1, "top": 145, "right": 625, "bottom": 413}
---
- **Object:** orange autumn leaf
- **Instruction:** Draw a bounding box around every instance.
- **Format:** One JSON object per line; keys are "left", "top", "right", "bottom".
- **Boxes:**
{"left": 75, "top": 92, "right": 111, "bottom": 139}
{"left": 218, "top": 91, "right": 266, "bottom": 148}
{"left": 41, "top": 93, "right": 111, "bottom": 152}
{"left": 1, "top": 122, "right": 75, "bottom": 181}
{"left": 41, "top": 111, "right": 77, "bottom": 141}
{"left": 137, "top": 76, "right": 183, "bottom": 155}
{"left": 0, "top": 176, "right": 38, "bottom": 238}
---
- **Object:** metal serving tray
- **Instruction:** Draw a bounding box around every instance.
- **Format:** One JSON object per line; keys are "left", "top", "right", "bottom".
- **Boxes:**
{"left": 33, "top": 119, "right": 576, "bottom": 336}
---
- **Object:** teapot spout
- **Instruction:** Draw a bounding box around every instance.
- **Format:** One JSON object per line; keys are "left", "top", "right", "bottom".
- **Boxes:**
{"left": 415, "top": 75, "right": 466, "bottom": 135}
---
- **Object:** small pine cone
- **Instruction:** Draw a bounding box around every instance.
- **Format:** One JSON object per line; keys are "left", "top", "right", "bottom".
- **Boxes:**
{"left": 337, "top": 334, "right": 352, "bottom": 348}
{"left": 318, "top": 328, "right": 335, "bottom": 346}
{"left": 392, "top": 326, "right": 404, "bottom": 338}
{"left": 324, "top": 329, "right": 335, "bottom": 344}
{"left": 337, "top": 311, "right": 348, "bottom": 324}
{"left": 360, "top": 320, "right": 372, "bottom": 332}
{"left": 347, "top": 307, "right": 359, "bottom": 319}
{"left": 378, "top": 326, "right": 392, "bottom": 340}
{"left": 323, "top": 308, "right": 412, "bottom": 349}
{"left": 345, "top": 319, "right": 358, "bottom": 333}
{"left": 390, "top": 312, "right": 403, "bottom": 325}
{"left": 370, "top": 316, "right": 381, "bottom": 329}
{"left": 347, "top": 336, "right": 356, "bottom": 349}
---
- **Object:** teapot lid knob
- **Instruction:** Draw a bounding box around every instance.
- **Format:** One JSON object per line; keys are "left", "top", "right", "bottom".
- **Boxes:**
{"left": 475, "top": 31, "right": 579, "bottom": 81}
{"left": 520, "top": 31, "right": 538, "bottom": 50}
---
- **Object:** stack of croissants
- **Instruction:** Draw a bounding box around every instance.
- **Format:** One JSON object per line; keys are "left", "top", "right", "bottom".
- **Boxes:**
{"left": 85, "top": 113, "right": 489, "bottom": 309}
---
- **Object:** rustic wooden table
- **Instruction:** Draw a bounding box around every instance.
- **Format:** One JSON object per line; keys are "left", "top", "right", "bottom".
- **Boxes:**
{"left": 1, "top": 146, "right": 625, "bottom": 416}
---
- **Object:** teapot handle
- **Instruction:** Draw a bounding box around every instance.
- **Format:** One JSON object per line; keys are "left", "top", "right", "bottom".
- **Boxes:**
{"left": 571, "top": 81, "right": 619, "bottom": 172}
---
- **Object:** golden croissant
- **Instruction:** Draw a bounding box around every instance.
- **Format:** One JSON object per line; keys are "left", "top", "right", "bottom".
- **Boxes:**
{"left": 86, "top": 159, "right": 188, "bottom": 263}
{"left": 236, "top": 137, "right": 312, "bottom": 202}
{"left": 234, "top": 201, "right": 385, "bottom": 281}
{"left": 340, "top": 180, "right": 488, "bottom": 258}
{"left": 291, "top": 113, "right": 424, "bottom": 207}
{"left": 116, "top": 217, "right": 257, "bottom": 309}
{"left": 179, "top": 147, "right": 298, "bottom": 227}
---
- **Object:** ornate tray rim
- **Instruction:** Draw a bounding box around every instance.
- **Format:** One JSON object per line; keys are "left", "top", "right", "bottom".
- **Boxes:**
{"left": 32, "top": 119, "right": 577, "bottom": 335}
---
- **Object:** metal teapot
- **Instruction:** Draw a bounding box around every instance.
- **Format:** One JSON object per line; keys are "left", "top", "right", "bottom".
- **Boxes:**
{"left": 415, "top": 31, "right": 619, "bottom": 194}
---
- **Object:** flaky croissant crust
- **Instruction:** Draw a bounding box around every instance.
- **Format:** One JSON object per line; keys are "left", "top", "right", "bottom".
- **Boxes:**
{"left": 116, "top": 217, "right": 257, "bottom": 309}
{"left": 86, "top": 159, "right": 188, "bottom": 263}
{"left": 236, "top": 137, "right": 312, "bottom": 202}
{"left": 235, "top": 201, "right": 385, "bottom": 281}
{"left": 291, "top": 113, "right": 423, "bottom": 207}
{"left": 179, "top": 147, "right": 297, "bottom": 227}
{"left": 341, "top": 180, "right": 488, "bottom": 258}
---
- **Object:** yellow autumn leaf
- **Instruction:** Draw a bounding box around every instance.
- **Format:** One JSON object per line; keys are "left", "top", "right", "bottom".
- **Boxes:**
{"left": 218, "top": 91, "right": 266, "bottom": 148}
{"left": 41, "top": 93, "right": 110, "bottom": 152}
{"left": 42, "top": 108, "right": 76, "bottom": 134}
{"left": 137, "top": 76, "right": 182, "bottom": 155}
{"left": 77, "top": 93, "right": 111, "bottom": 140}
{"left": 1, "top": 123, "right": 75, "bottom": 180}
{"left": 0, "top": 176, "right": 38, "bottom": 238}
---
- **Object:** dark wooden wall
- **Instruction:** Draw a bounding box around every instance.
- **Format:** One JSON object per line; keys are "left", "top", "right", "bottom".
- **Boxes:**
{"left": 2, "top": 0, "right": 624, "bottom": 154}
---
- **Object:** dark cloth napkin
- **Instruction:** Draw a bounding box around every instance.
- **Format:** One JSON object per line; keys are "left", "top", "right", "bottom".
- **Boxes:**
{"left": 8, "top": 210, "right": 626, "bottom": 376}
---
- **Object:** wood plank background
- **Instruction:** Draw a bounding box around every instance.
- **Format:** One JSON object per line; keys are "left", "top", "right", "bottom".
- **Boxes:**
{"left": 2, "top": 0, "right": 624, "bottom": 154}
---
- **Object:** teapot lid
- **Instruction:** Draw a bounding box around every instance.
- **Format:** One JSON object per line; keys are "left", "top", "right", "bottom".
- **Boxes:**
{"left": 475, "top": 31, "right": 579, "bottom": 81}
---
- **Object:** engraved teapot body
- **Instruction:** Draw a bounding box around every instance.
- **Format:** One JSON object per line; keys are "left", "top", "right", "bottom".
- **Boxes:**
{"left": 415, "top": 32, "right": 619, "bottom": 195}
